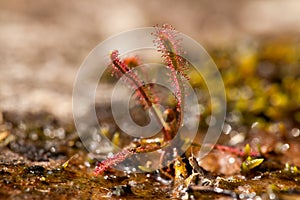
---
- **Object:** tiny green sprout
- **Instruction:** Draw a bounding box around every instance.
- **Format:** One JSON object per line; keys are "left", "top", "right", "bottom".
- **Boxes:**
{"left": 283, "top": 163, "right": 300, "bottom": 175}
{"left": 62, "top": 154, "right": 79, "bottom": 169}
{"left": 293, "top": 166, "right": 299, "bottom": 174}
{"left": 243, "top": 143, "right": 251, "bottom": 157}
{"left": 241, "top": 156, "right": 264, "bottom": 174}
{"left": 61, "top": 160, "right": 69, "bottom": 169}
{"left": 112, "top": 132, "right": 120, "bottom": 147}
{"left": 100, "top": 125, "right": 110, "bottom": 137}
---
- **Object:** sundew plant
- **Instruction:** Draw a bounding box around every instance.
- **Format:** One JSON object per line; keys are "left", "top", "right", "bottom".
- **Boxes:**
{"left": 94, "top": 24, "right": 190, "bottom": 175}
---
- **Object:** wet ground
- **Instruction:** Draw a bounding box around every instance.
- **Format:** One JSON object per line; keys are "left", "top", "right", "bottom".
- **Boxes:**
{"left": 1, "top": 1, "right": 300, "bottom": 199}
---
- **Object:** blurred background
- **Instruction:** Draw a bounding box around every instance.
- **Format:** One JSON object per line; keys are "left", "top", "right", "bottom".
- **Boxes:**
{"left": 1, "top": 0, "right": 300, "bottom": 120}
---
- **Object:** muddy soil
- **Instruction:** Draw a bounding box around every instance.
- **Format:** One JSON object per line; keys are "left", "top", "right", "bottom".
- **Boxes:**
{"left": 1, "top": 1, "right": 300, "bottom": 199}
